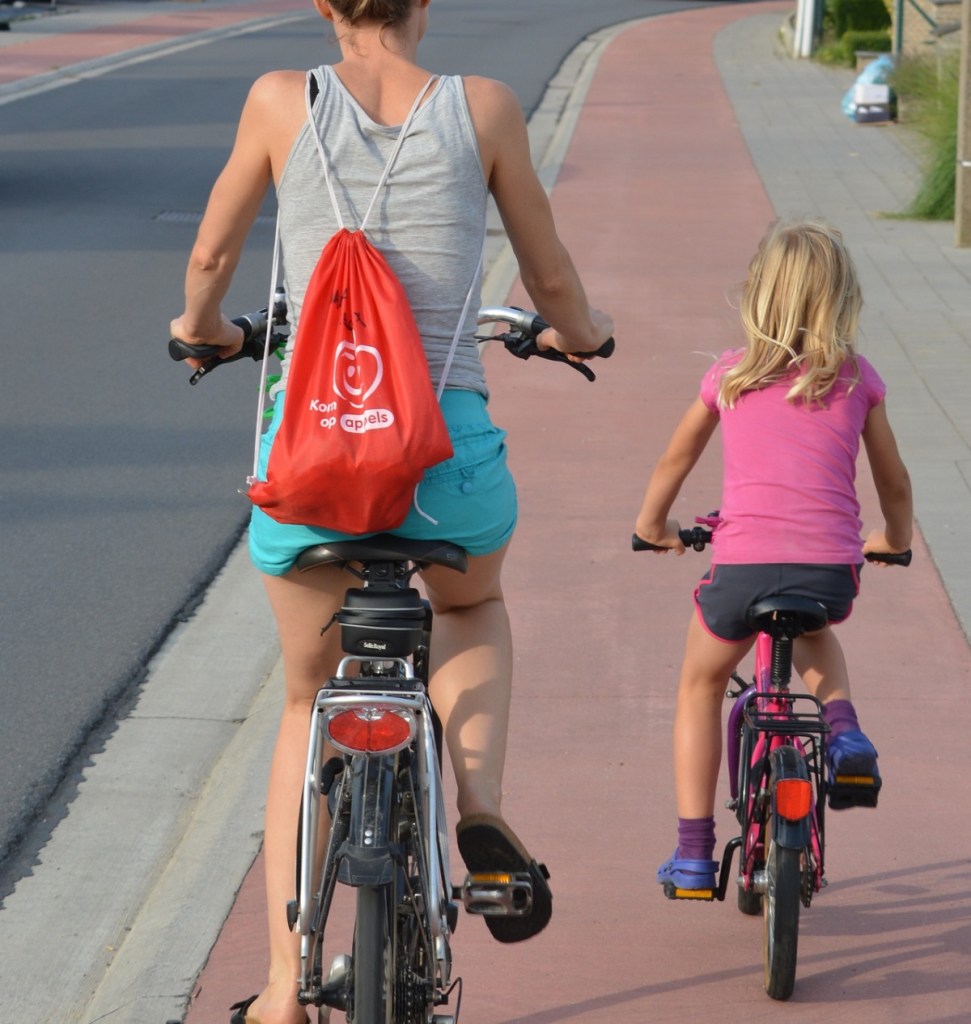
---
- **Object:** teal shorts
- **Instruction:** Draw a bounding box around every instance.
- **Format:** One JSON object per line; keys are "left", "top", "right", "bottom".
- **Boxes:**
{"left": 248, "top": 389, "right": 517, "bottom": 576}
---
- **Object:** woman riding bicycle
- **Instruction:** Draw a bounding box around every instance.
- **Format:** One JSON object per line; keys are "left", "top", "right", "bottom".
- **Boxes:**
{"left": 169, "top": 1, "right": 613, "bottom": 1021}
{"left": 632, "top": 219, "right": 911, "bottom": 893}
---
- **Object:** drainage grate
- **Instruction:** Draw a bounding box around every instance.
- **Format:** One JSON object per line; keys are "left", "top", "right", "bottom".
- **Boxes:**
{"left": 154, "top": 211, "right": 276, "bottom": 226}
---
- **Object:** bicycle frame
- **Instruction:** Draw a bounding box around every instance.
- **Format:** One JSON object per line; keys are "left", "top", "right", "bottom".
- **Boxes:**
{"left": 633, "top": 522, "right": 909, "bottom": 1000}
{"left": 294, "top": 671, "right": 454, "bottom": 1009}
{"left": 728, "top": 631, "right": 828, "bottom": 904}
{"left": 284, "top": 536, "right": 470, "bottom": 1022}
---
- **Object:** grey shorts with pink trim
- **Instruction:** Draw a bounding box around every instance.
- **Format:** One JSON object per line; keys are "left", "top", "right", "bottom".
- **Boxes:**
{"left": 694, "top": 563, "right": 863, "bottom": 643}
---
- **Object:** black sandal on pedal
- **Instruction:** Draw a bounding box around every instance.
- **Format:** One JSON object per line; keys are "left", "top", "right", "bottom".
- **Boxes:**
{"left": 456, "top": 813, "right": 552, "bottom": 943}
{"left": 229, "top": 995, "right": 259, "bottom": 1024}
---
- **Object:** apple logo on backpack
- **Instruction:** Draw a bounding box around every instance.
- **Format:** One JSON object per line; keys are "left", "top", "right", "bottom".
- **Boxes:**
{"left": 333, "top": 340, "right": 383, "bottom": 408}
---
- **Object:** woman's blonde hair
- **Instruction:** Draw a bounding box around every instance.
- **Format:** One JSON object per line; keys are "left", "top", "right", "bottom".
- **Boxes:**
{"left": 326, "top": 0, "right": 415, "bottom": 27}
{"left": 718, "top": 219, "right": 862, "bottom": 408}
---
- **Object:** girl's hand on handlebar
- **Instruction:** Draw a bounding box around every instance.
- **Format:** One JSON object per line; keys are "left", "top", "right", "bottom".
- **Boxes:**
{"left": 633, "top": 518, "right": 686, "bottom": 555}
{"left": 169, "top": 315, "right": 245, "bottom": 369}
{"left": 862, "top": 528, "right": 912, "bottom": 567}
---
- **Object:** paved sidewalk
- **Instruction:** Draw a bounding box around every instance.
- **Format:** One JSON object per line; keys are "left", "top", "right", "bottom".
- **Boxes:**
{"left": 179, "top": 5, "right": 971, "bottom": 1024}
{"left": 2, "top": 2, "right": 969, "bottom": 1022}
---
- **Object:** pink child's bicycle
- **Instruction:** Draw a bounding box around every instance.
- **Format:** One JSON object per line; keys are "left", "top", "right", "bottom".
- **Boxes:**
{"left": 633, "top": 520, "right": 910, "bottom": 1000}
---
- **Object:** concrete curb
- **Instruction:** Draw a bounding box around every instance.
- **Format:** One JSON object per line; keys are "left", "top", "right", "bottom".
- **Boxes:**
{"left": 0, "top": 545, "right": 280, "bottom": 1024}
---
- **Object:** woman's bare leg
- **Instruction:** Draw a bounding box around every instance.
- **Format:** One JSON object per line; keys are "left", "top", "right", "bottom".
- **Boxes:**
{"left": 248, "top": 565, "right": 346, "bottom": 1024}
{"left": 420, "top": 543, "right": 512, "bottom": 821}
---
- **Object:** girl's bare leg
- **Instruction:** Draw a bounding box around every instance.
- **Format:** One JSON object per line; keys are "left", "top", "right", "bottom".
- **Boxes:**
{"left": 793, "top": 625, "right": 851, "bottom": 703}
{"left": 673, "top": 614, "right": 753, "bottom": 820}
{"left": 248, "top": 565, "right": 346, "bottom": 1024}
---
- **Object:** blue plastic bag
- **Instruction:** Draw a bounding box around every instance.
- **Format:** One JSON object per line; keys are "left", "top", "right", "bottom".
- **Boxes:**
{"left": 842, "top": 53, "right": 896, "bottom": 122}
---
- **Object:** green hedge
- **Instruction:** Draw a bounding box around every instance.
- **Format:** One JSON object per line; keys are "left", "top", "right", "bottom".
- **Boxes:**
{"left": 842, "top": 29, "right": 892, "bottom": 61}
{"left": 828, "top": 0, "right": 891, "bottom": 37}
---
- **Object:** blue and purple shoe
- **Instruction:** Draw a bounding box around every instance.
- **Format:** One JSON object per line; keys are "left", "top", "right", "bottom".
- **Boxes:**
{"left": 657, "top": 850, "right": 718, "bottom": 898}
{"left": 826, "top": 729, "right": 881, "bottom": 809}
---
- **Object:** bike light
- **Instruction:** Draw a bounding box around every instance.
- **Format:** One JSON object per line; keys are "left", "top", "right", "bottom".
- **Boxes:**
{"left": 326, "top": 706, "right": 416, "bottom": 754}
{"left": 774, "top": 778, "right": 812, "bottom": 820}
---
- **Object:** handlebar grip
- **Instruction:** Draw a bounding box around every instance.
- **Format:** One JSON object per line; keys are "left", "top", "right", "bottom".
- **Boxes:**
{"left": 169, "top": 312, "right": 269, "bottom": 361}
{"left": 593, "top": 337, "right": 615, "bottom": 359}
{"left": 632, "top": 526, "right": 712, "bottom": 553}
{"left": 531, "top": 314, "right": 615, "bottom": 360}
{"left": 864, "top": 549, "right": 912, "bottom": 566}
{"left": 169, "top": 311, "right": 273, "bottom": 384}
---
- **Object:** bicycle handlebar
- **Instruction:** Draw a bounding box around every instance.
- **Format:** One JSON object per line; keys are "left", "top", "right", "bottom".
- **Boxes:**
{"left": 631, "top": 524, "right": 912, "bottom": 565}
{"left": 169, "top": 301, "right": 615, "bottom": 385}
{"left": 631, "top": 527, "right": 713, "bottom": 553}
{"left": 476, "top": 306, "right": 614, "bottom": 382}
{"left": 168, "top": 289, "right": 289, "bottom": 385}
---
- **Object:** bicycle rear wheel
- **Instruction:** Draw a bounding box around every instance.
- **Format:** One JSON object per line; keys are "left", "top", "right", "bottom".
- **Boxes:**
{"left": 352, "top": 884, "right": 393, "bottom": 1024}
{"left": 762, "top": 839, "right": 801, "bottom": 1000}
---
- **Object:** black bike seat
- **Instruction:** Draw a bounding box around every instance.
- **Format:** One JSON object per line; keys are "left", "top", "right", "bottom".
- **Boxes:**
{"left": 746, "top": 595, "right": 828, "bottom": 638}
{"left": 296, "top": 534, "right": 468, "bottom": 574}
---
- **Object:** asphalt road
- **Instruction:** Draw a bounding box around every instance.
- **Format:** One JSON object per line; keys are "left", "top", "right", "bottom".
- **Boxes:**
{"left": 0, "top": 0, "right": 703, "bottom": 878}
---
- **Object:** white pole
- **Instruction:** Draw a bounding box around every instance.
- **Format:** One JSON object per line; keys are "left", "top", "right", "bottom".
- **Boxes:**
{"left": 793, "top": 0, "right": 816, "bottom": 58}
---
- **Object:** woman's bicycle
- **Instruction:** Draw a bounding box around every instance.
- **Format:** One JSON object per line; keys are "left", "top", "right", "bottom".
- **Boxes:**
{"left": 633, "top": 520, "right": 910, "bottom": 1001}
{"left": 171, "top": 303, "right": 612, "bottom": 1022}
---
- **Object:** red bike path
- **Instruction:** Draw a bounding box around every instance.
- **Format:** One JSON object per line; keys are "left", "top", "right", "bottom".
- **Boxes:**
{"left": 8, "top": 2, "right": 969, "bottom": 1020}
{"left": 177, "top": 5, "right": 971, "bottom": 1022}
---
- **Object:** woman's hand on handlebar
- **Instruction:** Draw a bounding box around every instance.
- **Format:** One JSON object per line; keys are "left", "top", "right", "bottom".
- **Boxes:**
{"left": 169, "top": 314, "right": 245, "bottom": 369}
{"left": 633, "top": 518, "right": 686, "bottom": 555}
{"left": 536, "top": 307, "right": 614, "bottom": 362}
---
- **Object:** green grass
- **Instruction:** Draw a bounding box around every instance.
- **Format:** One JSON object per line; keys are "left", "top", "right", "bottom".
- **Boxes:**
{"left": 890, "top": 53, "right": 959, "bottom": 220}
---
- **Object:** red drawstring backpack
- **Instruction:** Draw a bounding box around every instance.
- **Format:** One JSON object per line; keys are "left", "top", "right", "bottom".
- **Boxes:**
{"left": 247, "top": 73, "right": 479, "bottom": 534}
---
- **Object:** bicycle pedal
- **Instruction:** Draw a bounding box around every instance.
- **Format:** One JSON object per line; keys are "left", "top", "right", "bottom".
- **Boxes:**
{"left": 319, "top": 954, "right": 350, "bottom": 1011}
{"left": 828, "top": 776, "right": 880, "bottom": 810}
{"left": 458, "top": 871, "right": 532, "bottom": 916}
{"left": 661, "top": 881, "right": 716, "bottom": 902}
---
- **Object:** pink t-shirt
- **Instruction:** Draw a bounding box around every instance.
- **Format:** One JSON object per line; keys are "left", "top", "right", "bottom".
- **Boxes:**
{"left": 699, "top": 350, "right": 886, "bottom": 564}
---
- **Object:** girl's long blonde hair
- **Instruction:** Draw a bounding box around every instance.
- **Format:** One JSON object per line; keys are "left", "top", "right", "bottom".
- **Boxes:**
{"left": 718, "top": 220, "right": 862, "bottom": 408}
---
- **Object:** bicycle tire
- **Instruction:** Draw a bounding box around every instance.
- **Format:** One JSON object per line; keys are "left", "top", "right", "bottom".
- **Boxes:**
{"left": 737, "top": 723, "right": 765, "bottom": 917}
{"left": 763, "top": 839, "right": 801, "bottom": 1000}
{"left": 352, "top": 884, "right": 393, "bottom": 1024}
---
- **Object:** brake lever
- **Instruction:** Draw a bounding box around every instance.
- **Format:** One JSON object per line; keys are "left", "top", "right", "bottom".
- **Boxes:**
{"left": 500, "top": 333, "right": 614, "bottom": 382}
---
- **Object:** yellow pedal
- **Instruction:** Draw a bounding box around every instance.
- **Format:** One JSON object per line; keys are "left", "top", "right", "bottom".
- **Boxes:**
{"left": 673, "top": 888, "right": 715, "bottom": 900}
{"left": 467, "top": 871, "right": 515, "bottom": 884}
{"left": 662, "top": 881, "right": 716, "bottom": 901}
{"left": 460, "top": 871, "right": 532, "bottom": 915}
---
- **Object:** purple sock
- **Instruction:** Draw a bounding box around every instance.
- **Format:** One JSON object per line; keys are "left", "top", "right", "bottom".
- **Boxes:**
{"left": 823, "top": 699, "right": 860, "bottom": 738}
{"left": 677, "top": 816, "right": 716, "bottom": 862}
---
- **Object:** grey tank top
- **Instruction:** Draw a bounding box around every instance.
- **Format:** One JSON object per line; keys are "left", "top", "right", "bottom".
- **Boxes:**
{"left": 274, "top": 67, "right": 489, "bottom": 398}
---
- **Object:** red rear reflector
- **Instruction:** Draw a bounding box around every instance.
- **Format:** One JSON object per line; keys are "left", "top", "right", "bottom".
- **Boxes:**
{"left": 327, "top": 707, "right": 414, "bottom": 753}
{"left": 775, "top": 778, "right": 812, "bottom": 820}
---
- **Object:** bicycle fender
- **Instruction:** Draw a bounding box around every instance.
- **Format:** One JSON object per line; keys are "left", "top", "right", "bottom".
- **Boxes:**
{"left": 338, "top": 754, "right": 397, "bottom": 886}
{"left": 769, "top": 746, "right": 812, "bottom": 850}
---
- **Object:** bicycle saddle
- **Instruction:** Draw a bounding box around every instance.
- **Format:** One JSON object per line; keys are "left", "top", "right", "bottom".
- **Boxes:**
{"left": 296, "top": 534, "right": 468, "bottom": 573}
{"left": 746, "top": 596, "right": 828, "bottom": 639}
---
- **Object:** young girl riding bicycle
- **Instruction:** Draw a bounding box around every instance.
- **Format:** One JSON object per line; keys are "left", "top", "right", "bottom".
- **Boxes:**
{"left": 633, "top": 219, "right": 912, "bottom": 892}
